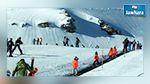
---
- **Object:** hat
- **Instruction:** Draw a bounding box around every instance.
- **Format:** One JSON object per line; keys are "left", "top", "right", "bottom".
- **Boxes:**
{"left": 74, "top": 56, "right": 79, "bottom": 60}
{"left": 20, "top": 59, "right": 25, "bottom": 62}
{"left": 33, "top": 67, "right": 38, "bottom": 72}
{"left": 19, "top": 37, "right": 21, "bottom": 39}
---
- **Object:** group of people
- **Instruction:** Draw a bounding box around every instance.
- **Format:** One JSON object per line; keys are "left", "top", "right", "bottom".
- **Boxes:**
{"left": 7, "top": 37, "right": 23, "bottom": 57}
{"left": 32, "top": 36, "right": 83, "bottom": 48}
{"left": 10, "top": 37, "right": 143, "bottom": 77}
{"left": 33, "top": 37, "right": 43, "bottom": 45}
{"left": 63, "top": 36, "right": 84, "bottom": 48}
{"left": 71, "top": 38, "right": 143, "bottom": 76}
{"left": 10, "top": 59, "right": 38, "bottom": 77}
{"left": 71, "top": 46, "right": 117, "bottom": 76}
{"left": 123, "top": 38, "right": 142, "bottom": 53}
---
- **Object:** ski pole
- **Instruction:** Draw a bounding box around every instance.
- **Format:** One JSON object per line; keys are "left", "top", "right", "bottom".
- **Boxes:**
{"left": 31, "top": 57, "right": 35, "bottom": 70}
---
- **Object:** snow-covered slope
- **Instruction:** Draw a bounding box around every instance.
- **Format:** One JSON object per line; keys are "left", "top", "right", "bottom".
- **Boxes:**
{"left": 67, "top": 8, "right": 144, "bottom": 37}
{"left": 81, "top": 50, "right": 143, "bottom": 76}
{"left": 7, "top": 45, "right": 111, "bottom": 76}
{"left": 7, "top": 8, "right": 144, "bottom": 76}
{"left": 7, "top": 8, "right": 143, "bottom": 48}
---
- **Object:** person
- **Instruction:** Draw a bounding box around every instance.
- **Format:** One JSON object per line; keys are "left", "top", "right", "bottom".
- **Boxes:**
{"left": 128, "top": 40, "right": 132, "bottom": 51}
{"left": 136, "top": 41, "right": 141, "bottom": 49}
{"left": 28, "top": 67, "right": 38, "bottom": 76}
{"left": 75, "top": 37, "right": 80, "bottom": 47}
{"left": 123, "top": 38, "right": 129, "bottom": 53}
{"left": 93, "top": 51, "right": 100, "bottom": 66}
{"left": 33, "top": 38, "right": 36, "bottom": 45}
{"left": 63, "top": 36, "right": 69, "bottom": 46}
{"left": 36, "top": 37, "right": 39, "bottom": 45}
{"left": 132, "top": 40, "right": 136, "bottom": 50}
{"left": 139, "top": 43, "right": 142, "bottom": 49}
{"left": 7, "top": 38, "right": 14, "bottom": 57}
{"left": 108, "top": 48, "right": 114, "bottom": 60}
{"left": 12, "top": 59, "right": 32, "bottom": 77}
{"left": 7, "top": 70, "right": 11, "bottom": 77}
{"left": 72, "top": 56, "right": 79, "bottom": 76}
{"left": 112, "top": 46, "right": 117, "bottom": 57}
{"left": 39, "top": 37, "right": 42, "bottom": 45}
{"left": 63, "top": 36, "right": 66, "bottom": 46}
{"left": 12, "top": 37, "right": 23, "bottom": 55}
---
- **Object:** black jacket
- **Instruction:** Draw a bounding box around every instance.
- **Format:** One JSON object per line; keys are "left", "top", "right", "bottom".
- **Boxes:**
{"left": 15, "top": 39, "right": 23, "bottom": 45}
{"left": 8, "top": 40, "right": 14, "bottom": 47}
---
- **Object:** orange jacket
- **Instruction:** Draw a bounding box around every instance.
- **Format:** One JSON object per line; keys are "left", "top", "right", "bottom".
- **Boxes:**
{"left": 113, "top": 47, "right": 117, "bottom": 56}
{"left": 72, "top": 59, "right": 78, "bottom": 69}
{"left": 108, "top": 49, "right": 113, "bottom": 57}
{"left": 94, "top": 54, "right": 99, "bottom": 61}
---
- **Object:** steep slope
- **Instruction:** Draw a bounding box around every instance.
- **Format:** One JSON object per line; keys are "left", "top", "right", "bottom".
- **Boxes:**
{"left": 67, "top": 8, "right": 144, "bottom": 37}
{"left": 7, "top": 8, "right": 143, "bottom": 49}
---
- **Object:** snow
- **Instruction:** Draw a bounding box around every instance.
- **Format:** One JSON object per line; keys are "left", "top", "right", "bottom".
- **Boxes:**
{"left": 81, "top": 50, "right": 143, "bottom": 76}
{"left": 7, "top": 45, "right": 111, "bottom": 76}
{"left": 7, "top": 8, "right": 143, "bottom": 47}
{"left": 7, "top": 8, "right": 143, "bottom": 76}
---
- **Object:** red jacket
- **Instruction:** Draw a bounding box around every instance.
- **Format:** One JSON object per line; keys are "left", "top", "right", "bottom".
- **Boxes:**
{"left": 94, "top": 54, "right": 99, "bottom": 61}
{"left": 72, "top": 59, "right": 78, "bottom": 69}
{"left": 112, "top": 47, "right": 117, "bottom": 56}
{"left": 108, "top": 49, "right": 113, "bottom": 57}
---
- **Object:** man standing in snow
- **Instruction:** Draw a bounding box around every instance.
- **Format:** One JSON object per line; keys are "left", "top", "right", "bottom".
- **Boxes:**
{"left": 12, "top": 59, "right": 32, "bottom": 77}
{"left": 33, "top": 38, "right": 36, "bottom": 45}
{"left": 36, "top": 37, "right": 39, "bottom": 45}
{"left": 112, "top": 46, "right": 117, "bottom": 57}
{"left": 108, "top": 48, "right": 114, "bottom": 60}
{"left": 12, "top": 37, "right": 23, "bottom": 55}
{"left": 123, "top": 38, "right": 129, "bottom": 53}
{"left": 7, "top": 38, "right": 14, "bottom": 57}
{"left": 93, "top": 51, "right": 100, "bottom": 66}
{"left": 72, "top": 56, "right": 79, "bottom": 76}
{"left": 39, "top": 37, "right": 43, "bottom": 45}
{"left": 63, "top": 36, "right": 69, "bottom": 46}
{"left": 132, "top": 40, "right": 136, "bottom": 50}
{"left": 75, "top": 37, "right": 80, "bottom": 47}
{"left": 128, "top": 40, "right": 132, "bottom": 51}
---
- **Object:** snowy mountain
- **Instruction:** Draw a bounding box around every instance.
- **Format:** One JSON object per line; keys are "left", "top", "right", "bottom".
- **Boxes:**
{"left": 7, "top": 8, "right": 143, "bottom": 76}
{"left": 7, "top": 8, "right": 143, "bottom": 48}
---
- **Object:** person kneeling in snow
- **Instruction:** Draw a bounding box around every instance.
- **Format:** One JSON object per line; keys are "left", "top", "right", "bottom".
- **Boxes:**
{"left": 28, "top": 67, "right": 38, "bottom": 76}
{"left": 93, "top": 51, "right": 100, "bottom": 66}
{"left": 72, "top": 56, "right": 79, "bottom": 76}
{"left": 12, "top": 59, "right": 32, "bottom": 77}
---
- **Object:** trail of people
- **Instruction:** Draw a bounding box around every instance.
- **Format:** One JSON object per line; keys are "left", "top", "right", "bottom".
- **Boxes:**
{"left": 65, "top": 50, "right": 127, "bottom": 76}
